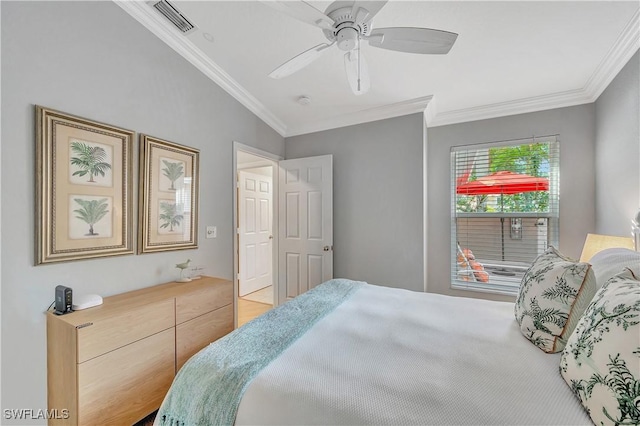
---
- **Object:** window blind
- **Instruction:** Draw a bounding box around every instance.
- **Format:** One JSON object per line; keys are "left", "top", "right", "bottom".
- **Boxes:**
{"left": 450, "top": 137, "right": 559, "bottom": 295}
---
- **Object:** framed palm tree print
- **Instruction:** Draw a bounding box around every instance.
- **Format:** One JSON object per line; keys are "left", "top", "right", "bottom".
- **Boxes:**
{"left": 138, "top": 134, "right": 199, "bottom": 254}
{"left": 35, "top": 106, "right": 134, "bottom": 264}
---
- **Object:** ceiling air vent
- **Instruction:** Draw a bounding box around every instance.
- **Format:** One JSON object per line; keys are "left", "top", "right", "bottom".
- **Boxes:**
{"left": 149, "top": 0, "right": 196, "bottom": 34}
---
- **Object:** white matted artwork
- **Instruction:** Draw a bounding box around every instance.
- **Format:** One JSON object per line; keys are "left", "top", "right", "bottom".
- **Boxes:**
{"left": 138, "top": 134, "right": 199, "bottom": 253}
{"left": 35, "top": 105, "right": 133, "bottom": 265}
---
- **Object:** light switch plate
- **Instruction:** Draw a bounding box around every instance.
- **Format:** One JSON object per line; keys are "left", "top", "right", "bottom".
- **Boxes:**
{"left": 206, "top": 226, "right": 217, "bottom": 239}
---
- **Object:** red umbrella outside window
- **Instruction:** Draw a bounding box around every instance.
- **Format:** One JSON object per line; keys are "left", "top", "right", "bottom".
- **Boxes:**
{"left": 456, "top": 171, "right": 549, "bottom": 196}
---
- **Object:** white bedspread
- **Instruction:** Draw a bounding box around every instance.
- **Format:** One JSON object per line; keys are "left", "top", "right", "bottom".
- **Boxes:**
{"left": 236, "top": 283, "right": 590, "bottom": 425}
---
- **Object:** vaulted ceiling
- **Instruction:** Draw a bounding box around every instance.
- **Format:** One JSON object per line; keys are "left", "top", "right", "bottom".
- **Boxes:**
{"left": 117, "top": 1, "right": 640, "bottom": 136}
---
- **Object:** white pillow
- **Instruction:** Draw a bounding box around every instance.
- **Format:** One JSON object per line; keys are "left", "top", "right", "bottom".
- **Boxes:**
{"left": 588, "top": 248, "right": 640, "bottom": 289}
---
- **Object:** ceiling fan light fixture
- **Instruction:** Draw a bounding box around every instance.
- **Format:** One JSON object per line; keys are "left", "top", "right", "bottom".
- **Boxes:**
{"left": 336, "top": 27, "right": 359, "bottom": 51}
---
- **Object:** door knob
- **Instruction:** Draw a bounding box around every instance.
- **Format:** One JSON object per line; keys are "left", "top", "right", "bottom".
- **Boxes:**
{"left": 269, "top": 235, "right": 273, "bottom": 239}
{"left": 323, "top": 245, "right": 333, "bottom": 251}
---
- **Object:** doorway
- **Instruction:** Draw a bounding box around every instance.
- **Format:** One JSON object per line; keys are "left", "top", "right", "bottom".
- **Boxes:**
{"left": 233, "top": 143, "right": 281, "bottom": 327}
{"left": 233, "top": 143, "right": 334, "bottom": 328}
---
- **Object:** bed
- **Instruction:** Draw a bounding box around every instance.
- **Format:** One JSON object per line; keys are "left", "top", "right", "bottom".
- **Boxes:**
{"left": 155, "top": 239, "right": 640, "bottom": 426}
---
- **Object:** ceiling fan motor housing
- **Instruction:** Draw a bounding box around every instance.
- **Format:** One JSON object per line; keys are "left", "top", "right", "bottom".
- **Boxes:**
{"left": 323, "top": 4, "right": 371, "bottom": 51}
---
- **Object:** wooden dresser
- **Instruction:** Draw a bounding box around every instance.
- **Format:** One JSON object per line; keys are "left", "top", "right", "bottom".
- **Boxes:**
{"left": 47, "top": 276, "right": 234, "bottom": 425}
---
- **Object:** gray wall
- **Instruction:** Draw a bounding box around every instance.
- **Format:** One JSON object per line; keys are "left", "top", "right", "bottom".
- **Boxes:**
{"left": 595, "top": 50, "right": 640, "bottom": 234}
{"left": 285, "top": 114, "right": 424, "bottom": 291}
{"left": 427, "top": 104, "right": 596, "bottom": 302}
{"left": 1, "top": 1, "right": 283, "bottom": 421}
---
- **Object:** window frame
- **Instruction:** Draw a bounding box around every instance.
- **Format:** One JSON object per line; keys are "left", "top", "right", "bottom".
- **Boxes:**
{"left": 450, "top": 136, "right": 560, "bottom": 296}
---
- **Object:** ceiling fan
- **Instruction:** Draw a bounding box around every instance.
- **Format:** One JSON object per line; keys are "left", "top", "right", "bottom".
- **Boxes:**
{"left": 265, "top": 0, "right": 458, "bottom": 95}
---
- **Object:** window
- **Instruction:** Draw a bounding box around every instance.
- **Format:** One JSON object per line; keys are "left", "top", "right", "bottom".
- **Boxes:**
{"left": 451, "top": 137, "right": 559, "bottom": 295}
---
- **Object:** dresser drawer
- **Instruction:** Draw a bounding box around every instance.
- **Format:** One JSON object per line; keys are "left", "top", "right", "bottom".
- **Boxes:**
{"left": 76, "top": 299, "right": 174, "bottom": 363}
{"left": 176, "top": 304, "right": 234, "bottom": 370}
{"left": 77, "top": 328, "right": 175, "bottom": 426}
{"left": 175, "top": 281, "right": 232, "bottom": 324}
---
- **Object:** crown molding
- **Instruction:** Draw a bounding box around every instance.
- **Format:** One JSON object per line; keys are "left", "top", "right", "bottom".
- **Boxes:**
{"left": 285, "top": 96, "right": 433, "bottom": 137}
{"left": 583, "top": 7, "right": 640, "bottom": 100}
{"left": 114, "top": 0, "right": 288, "bottom": 137}
{"left": 427, "top": 8, "right": 639, "bottom": 128}
{"left": 426, "top": 87, "right": 594, "bottom": 128}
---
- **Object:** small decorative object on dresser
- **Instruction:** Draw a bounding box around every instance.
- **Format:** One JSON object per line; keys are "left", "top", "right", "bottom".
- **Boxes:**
{"left": 46, "top": 276, "right": 233, "bottom": 425}
{"left": 175, "top": 259, "right": 192, "bottom": 282}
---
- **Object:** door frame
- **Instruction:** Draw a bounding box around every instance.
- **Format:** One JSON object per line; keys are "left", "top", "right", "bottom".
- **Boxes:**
{"left": 232, "top": 142, "right": 282, "bottom": 328}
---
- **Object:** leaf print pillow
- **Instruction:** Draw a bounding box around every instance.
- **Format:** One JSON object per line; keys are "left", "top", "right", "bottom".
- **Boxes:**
{"left": 560, "top": 268, "right": 640, "bottom": 426}
{"left": 514, "top": 246, "right": 596, "bottom": 353}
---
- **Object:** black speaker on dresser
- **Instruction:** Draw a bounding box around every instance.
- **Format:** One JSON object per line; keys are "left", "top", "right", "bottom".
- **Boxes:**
{"left": 54, "top": 285, "right": 72, "bottom": 315}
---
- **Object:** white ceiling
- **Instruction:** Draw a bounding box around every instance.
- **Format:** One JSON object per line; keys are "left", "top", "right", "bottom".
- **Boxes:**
{"left": 118, "top": 1, "right": 640, "bottom": 137}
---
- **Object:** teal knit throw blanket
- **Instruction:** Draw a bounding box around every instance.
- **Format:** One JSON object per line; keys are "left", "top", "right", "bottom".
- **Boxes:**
{"left": 156, "top": 278, "right": 363, "bottom": 426}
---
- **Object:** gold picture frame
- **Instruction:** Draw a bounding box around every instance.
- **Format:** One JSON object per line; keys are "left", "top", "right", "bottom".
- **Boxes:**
{"left": 138, "top": 134, "right": 199, "bottom": 254}
{"left": 35, "top": 106, "right": 134, "bottom": 264}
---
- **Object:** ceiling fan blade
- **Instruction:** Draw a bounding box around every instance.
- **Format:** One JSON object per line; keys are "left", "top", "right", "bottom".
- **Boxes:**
{"left": 269, "top": 43, "right": 333, "bottom": 79}
{"left": 262, "top": 1, "right": 334, "bottom": 30}
{"left": 351, "top": 1, "right": 388, "bottom": 25}
{"left": 367, "top": 27, "right": 458, "bottom": 54}
{"left": 344, "top": 49, "right": 370, "bottom": 95}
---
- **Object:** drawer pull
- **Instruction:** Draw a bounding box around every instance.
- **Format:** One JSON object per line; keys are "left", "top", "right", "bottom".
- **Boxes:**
{"left": 76, "top": 322, "right": 94, "bottom": 329}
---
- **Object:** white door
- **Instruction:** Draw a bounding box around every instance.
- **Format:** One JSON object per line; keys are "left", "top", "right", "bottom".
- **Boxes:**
{"left": 238, "top": 170, "right": 273, "bottom": 296}
{"left": 278, "top": 155, "right": 333, "bottom": 304}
